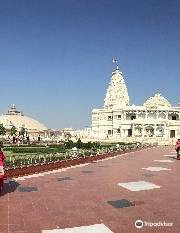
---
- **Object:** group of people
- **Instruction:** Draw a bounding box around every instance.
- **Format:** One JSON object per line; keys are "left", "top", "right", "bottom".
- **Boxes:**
{"left": 12, "top": 134, "right": 30, "bottom": 145}
{"left": 11, "top": 134, "right": 41, "bottom": 145}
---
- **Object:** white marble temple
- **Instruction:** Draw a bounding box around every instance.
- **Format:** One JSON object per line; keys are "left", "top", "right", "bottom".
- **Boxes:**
{"left": 90, "top": 62, "right": 180, "bottom": 144}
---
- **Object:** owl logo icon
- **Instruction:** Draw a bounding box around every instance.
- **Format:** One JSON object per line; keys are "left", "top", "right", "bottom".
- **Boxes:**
{"left": 135, "top": 220, "right": 144, "bottom": 229}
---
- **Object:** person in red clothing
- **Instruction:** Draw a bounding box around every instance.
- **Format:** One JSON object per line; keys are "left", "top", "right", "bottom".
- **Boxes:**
{"left": 0, "top": 173, "right": 4, "bottom": 192}
{"left": 0, "top": 142, "right": 5, "bottom": 191}
{"left": 175, "top": 139, "right": 180, "bottom": 160}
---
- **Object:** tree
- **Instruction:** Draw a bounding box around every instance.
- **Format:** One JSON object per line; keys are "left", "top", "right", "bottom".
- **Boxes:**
{"left": 76, "top": 138, "right": 83, "bottom": 148}
{"left": 20, "top": 127, "right": 26, "bottom": 137}
{"left": 0, "top": 124, "right": 6, "bottom": 136}
{"left": 64, "top": 132, "right": 72, "bottom": 141}
{"left": 10, "top": 126, "right": 17, "bottom": 136}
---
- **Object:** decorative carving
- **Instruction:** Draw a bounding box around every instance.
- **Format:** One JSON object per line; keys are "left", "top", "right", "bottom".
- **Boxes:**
{"left": 104, "top": 68, "right": 129, "bottom": 109}
{"left": 144, "top": 93, "right": 171, "bottom": 109}
{"left": 92, "top": 63, "right": 180, "bottom": 143}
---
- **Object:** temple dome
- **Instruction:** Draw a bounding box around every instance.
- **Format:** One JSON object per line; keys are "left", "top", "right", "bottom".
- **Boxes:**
{"left": 104, "top": 67, "right": 129, "bottom": 109}
{"left": 0, "top": 105, "right": 47, "bottom": 132}
{"left": 144, "top": 93, "right": 171, "bottom": 108}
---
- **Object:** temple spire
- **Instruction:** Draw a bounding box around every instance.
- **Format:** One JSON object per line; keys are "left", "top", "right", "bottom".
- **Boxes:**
{"left": 104, "top": 61, "right": 129, "bottom": 109}
{"left": 6, "top": 104, "right": 23, "bottom": 116}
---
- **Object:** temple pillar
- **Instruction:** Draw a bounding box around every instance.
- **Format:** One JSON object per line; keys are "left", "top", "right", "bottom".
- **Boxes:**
{"left": 157, "top": 111, "right": 159, "bottom": 119}
{"left": 142, "top": 125, "right": 145, "bottom": 138}
{"left": 166, "top": 111, "right": 169, "bottom": 120}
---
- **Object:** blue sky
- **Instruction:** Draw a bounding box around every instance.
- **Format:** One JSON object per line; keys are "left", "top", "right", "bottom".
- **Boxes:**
{"left": 0, "top": 0, "right": 180, "bottom": 129}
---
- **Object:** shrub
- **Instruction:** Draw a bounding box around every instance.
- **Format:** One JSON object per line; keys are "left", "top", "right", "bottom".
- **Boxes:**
{"left": 3, "top": 147, "right": 66, "bottom": 154}
{"left": 76, "top": 138, "right": 83, "bottom": 148}
{"left": 64, "top": 140, "right": 74, "bottom": 149}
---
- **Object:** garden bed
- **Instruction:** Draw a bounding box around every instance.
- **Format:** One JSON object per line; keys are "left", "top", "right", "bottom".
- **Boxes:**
{"left": 4, "top": 146, "right": 147, "bottom": 178}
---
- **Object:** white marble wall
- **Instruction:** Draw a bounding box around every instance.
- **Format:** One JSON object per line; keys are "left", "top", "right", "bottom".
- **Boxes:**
{"left": 92, "top": 107, "right": 180, "bottom": 142}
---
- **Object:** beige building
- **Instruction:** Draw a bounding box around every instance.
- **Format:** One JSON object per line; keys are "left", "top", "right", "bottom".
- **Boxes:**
{"left": 92, "top": 64, "right": 180, "bottom": 144}
{"left": 61, "top": 127, "right": 92, "bottom": 142}
{"left": 0, "top": 105, "right": 48, "bottom": 138}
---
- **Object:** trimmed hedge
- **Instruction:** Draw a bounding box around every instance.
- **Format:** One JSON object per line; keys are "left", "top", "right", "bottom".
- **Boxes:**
{"left": 3, "top": 147, "right": 66, "bottom": 154}
{"left": 4, "top": 144, "right": 47, "bottom": 147}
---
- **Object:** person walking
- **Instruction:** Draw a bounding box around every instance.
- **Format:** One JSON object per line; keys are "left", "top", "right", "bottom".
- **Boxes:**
{"left": 0, "top": 172, "right": 4, "bottom": 192}
{"left": 0, "top": 142, "right": 5, "bottom": 192}
{"left": 175, "top": 139, "right": 180, "bottom": 160}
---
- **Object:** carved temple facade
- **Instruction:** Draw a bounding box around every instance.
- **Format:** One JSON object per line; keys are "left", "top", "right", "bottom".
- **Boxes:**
{"left": 92, "top": 65, "right": 180, "bottom": 144}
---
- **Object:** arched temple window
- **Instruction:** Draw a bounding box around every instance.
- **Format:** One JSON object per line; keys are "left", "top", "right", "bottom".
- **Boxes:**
{"left": 156, "top": 126, "right": 164, "bottom": 137}
{"left": 126, "top": 113, "right": 136, "bottom": 120}
{"left": 134, "top": 126, "right": 142, "bottom": 137}
{"left": 145, "top": 125, "right": 154, "bottom": 137}
{"left": 117, "top": 128, "right": 121, "bottom": 133}
{"left": 168, "top": 113, "right": 179, "bottom": 121}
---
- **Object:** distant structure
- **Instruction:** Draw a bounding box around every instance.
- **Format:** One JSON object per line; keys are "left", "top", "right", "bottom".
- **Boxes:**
{"left": 91, "top": 60, "right": 180, "bottom": 144}
{"left": 0, "top": 105, "right": 48, "bottom": 137}
{"left": 62, "top": 127, "right": 92, "bottom": 141}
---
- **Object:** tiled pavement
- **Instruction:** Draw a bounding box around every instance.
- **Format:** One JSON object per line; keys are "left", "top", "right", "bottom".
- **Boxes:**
{"left": 0, "top": 146, "right": 180, "bottom": 233}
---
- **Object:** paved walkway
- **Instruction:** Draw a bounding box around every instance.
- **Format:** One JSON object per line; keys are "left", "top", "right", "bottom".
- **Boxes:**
{"left": 0, "top": 146, "right": 180, "bottom": 233}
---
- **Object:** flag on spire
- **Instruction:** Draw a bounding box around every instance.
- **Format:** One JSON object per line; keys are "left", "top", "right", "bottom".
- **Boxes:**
{"left": 112, "top": 57, "right": 117, "bottom": 64}
{"left": 112, "top": 57, "right": 119, "bottom": 70}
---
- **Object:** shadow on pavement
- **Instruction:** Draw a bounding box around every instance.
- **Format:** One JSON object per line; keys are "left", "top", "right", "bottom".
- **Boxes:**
{"left": 170, "top": 156, "right": 178, "bottom": 160}
{"left": 0, "top": 180, "right": 20, "bottom": 196}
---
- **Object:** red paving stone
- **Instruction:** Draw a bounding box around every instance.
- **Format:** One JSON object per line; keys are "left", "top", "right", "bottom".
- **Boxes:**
{"left": 0, "top": 146, "right": 180, "bottom": 233}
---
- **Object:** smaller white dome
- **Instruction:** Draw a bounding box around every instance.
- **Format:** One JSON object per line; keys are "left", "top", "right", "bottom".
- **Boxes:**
{"left": 144, "top": 93, "right": 171, "bottom": 108}
{"left": 0, "top": 105, "right": 47, "bottom": 132}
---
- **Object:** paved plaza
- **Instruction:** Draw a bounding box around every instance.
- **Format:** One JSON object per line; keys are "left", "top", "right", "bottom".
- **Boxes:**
{"left": 0, "top": 146, "right": 180, "bottom": 233}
